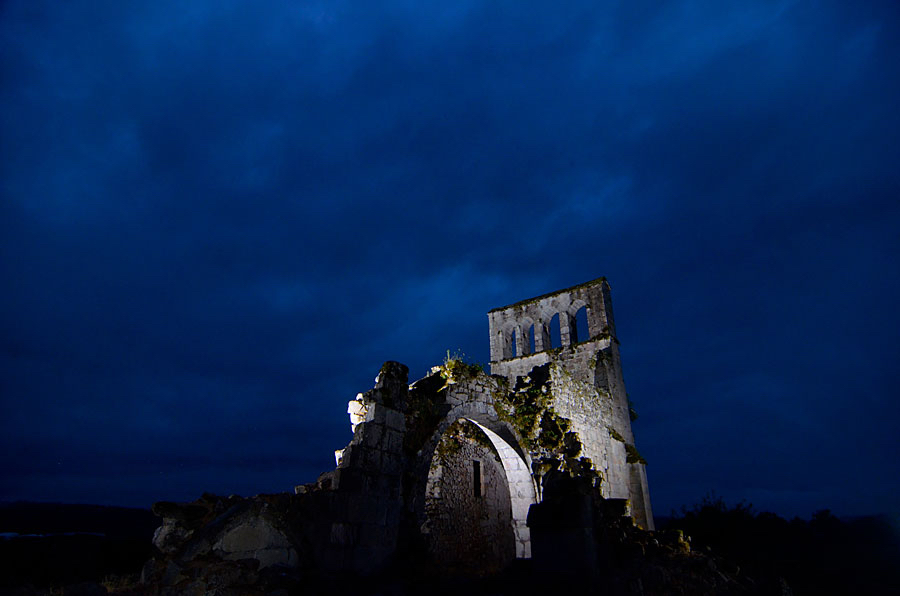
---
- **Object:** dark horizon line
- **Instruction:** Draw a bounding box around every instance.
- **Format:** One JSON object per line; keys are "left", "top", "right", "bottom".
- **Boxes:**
{"left": 3, "top": 498, "right": 895, "bottom": 524}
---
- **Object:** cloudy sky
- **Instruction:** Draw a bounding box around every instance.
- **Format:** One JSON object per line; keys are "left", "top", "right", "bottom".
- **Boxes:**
{"left": 2, "top": 0, "right": 898, "bottom": 519}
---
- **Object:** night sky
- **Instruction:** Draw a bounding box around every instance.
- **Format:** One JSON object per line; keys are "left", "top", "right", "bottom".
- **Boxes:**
{"left": 2, "top": 1, "right": 898, "bottom": 520}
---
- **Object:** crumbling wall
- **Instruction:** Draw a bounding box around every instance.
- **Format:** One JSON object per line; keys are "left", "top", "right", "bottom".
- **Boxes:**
{"left": 405, "top": 365, "right": 537, "bottom": 560}
{"left": 489, "top": 278, "right": 654, "bottom": 530}
{"left": 142, "top": 277, "right": 656, "bottom": 591}
{"left": 487, "top": 276, "right": 616, "bottom": 362}
{"left": 423, "top": 420, "right": 516, "bottom": 574}
{"left": 307, "top": 360, "right": 409, "bottom": 574}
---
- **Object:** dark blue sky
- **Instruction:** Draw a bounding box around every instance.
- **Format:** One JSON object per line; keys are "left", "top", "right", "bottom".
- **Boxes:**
{"left": 2, "top": 1, "right": 898, "bottom": 519}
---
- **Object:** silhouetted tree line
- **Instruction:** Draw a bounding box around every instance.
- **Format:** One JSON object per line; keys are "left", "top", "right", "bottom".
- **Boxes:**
{"left": 659, "top": 495, "right": 900, "bottom": 595}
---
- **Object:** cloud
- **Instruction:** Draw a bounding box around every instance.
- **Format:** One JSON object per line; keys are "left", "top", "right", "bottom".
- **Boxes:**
{"left": 1, "top": 0, "right": 898, "bottom": 515}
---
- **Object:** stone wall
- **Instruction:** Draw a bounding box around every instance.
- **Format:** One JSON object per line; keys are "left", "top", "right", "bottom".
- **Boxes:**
{"left": 487, "top": 276, "right": 616, "bottom": 361}
{"left": 312, "top": 361, "right": 409, "bottom": 574}
{"left": 423, "top": 420, "right": 516, "bottom": 574}
{"left": 406, "top": 369, "right": 537, "bottom": 560}
{"left": 142, "top": 277, "right": 656, "bottom": 590}
{"left": 489, "top": 278, "right": 654, "bottom": 530}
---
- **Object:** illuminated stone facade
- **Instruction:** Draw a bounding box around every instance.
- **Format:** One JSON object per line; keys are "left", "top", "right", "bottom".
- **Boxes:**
{"left": 145, "top": 277, "right": 654, "bottom": 585}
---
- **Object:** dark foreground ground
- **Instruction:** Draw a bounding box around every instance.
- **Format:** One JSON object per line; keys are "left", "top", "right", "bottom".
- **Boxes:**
{"left": 0, "top": 502, "right": 157, "bottom": 593}
{"left": 658, "top": 497, "right": 900, "bottom": 596}
{"left": 2, "top": 500, "right": 899, "bottom": 595}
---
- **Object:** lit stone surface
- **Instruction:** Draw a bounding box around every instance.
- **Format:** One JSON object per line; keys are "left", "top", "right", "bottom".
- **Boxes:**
{"left": 488, "top": 278, "right": 654, "bottom": 530}
{"left": 145, "top": 277, "right": 654, "bottom": 586}
{"left": 424, "top": 421, "right": 516, "bottom": 573}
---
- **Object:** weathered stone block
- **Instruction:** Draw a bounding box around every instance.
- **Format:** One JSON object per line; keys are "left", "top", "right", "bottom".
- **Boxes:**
{"left": 152, "top": 519, "right": 192, "bottom": 555}
{"left": 361, "top": 422, "right": 386, "bottom": 447}
{"left": 385, "top": 408, "right": 406, "bottom": 432}
{"left": 213, "top": 517, "right": 298, "bottom": 569}
{"left": 347, "top": 398, "right": 368, "bottom": 431}
{"left": 365, "top": 404, "right": 387, "bottom": 425}
{"left": 329, "top": 522, "right": 357, "bottom": 546}
{"left": 384, "top": 428, "right": 404, "bottom": 453}
{"left": 361, "top": 448, "right": 382, "bottom": 470}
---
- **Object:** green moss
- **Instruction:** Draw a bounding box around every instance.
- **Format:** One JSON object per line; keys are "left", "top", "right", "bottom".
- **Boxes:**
{"left": 434, "top": 424, "right": 463, "bottom": 463}
{"left": 625, "top": 443, "right": 648, "bottom": 465}
{"left": 460, "top": 419, "right": 496, "bottom": 453}
{"left": 433, "top": 419, "right": 501, "bottom": 465}
{"left": 404, "top": 380, "right": 446, "bottom": 454}
{"left": 497, "top": 387, "right": 549, "bottom": 448}
{"left": 537, "top": 409, "right": 570, "bottom": 450}
{"left": 608, "top": 425, "right": 647, "bottom": 464}
{"left": 439, "top": 350, "right": 486, "bottom": 388}
{"left": 627, "top": 397, "right": 639, "bottom": 422}
{"left": 562, "top": 431, "right": 582, "bottom": 458}
{"left": 555, "top": 455, "right": 602, "bottom": 485}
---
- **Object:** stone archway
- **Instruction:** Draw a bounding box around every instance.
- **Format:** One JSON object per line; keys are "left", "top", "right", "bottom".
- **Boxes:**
{"left": 466, "top": 420, "right": 534, "bottom": 558}
{"left": 420, "top": 410, "right": 536, "bottom": 573}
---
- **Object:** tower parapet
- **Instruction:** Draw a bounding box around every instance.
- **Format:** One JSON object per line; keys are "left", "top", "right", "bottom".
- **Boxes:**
{"left": 488, "top": 276, "right": 616, "bottom": 363}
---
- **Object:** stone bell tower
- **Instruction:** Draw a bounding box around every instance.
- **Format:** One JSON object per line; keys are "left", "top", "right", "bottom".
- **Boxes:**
{"left": 488, "top": 277, "right": 653, "bottom": 530}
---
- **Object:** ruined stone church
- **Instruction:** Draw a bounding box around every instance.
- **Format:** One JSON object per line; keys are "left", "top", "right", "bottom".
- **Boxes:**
{"left": 147, "top": 277, "right": 654, "bottom": 584}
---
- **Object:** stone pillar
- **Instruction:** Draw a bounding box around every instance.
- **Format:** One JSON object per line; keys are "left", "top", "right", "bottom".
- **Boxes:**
{"left": 534, "top": 321, "right": 551, "bottom": 352}
{"left": 559, "top": 312, "right": 574, "bottom": 347}
{"left": 489, "top": 322, "right": 501, "bottom": 362}
{"left": 493, "top": 326, "right": 515, "bottom": 361}
{"left": 586, "top": 280, "right": 616, "bottom": 339}
{"left": 514, "top": 324, "right": 527, "bottom": 357}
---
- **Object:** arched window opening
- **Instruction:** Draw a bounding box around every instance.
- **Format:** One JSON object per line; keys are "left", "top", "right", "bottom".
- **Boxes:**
{"left": 549, "top": 313, "right": 561, "bottom": 348}
{"left": 528, "top": 324, "right": 536, "bottom": 354}
{"left": 510, "top": 328, "right": 518, "bottom": 357}
{"left": 574, "top": 306, "right": 589, "bottom": 344}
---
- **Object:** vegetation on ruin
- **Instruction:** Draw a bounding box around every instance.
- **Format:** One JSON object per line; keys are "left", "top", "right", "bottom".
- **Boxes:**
{"left": 433, "top": 419, "right": 500, "bottom": 466}
{"left": 608, "top": 426, "right": 647, "bottom": 464}
{"left": 492, "top": 377, "right": 551, "bottom": 449}
{"left": 537, "top": 409, "right": 570, "bottom": 450}
{"left": 404, "top": 375, "right": 447, "bottom": 455}
{"left": 404, "top": 352, "right": 491, "bottom": 456}
{"left": 433, "top": 425, "right": 463, "bottom": 462}
{"left": 491, "top": 364, "right": 601, "bottom": 487}
{"left": 627, "top": 396, "right": 639, "bottom": 422}
{"left": 624, "top": 443, "right": 648, "bottom": 465}
{"left": 589, "top": 347, "right": 612, "bottom": 370}
{"left": 607, "top": 426, "right": 626, "bottom": 443}
{"left": 438, "top": 350, "right": 486, "bottom": 389}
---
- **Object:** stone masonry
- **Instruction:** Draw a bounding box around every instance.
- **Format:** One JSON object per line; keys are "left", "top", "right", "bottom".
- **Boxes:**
{"left": 142, "top": 277, "right": 654, "bottom": 590}
{"left": 488, "top": 277, "right": 653, "bottom": 529}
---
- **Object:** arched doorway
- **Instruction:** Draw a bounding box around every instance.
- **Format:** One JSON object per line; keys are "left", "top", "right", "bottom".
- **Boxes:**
{"left": 422, "top": 417, "right": 535, "bottom": 574}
